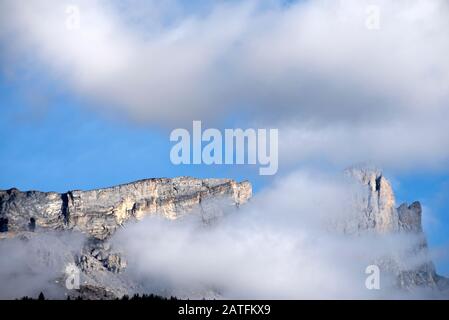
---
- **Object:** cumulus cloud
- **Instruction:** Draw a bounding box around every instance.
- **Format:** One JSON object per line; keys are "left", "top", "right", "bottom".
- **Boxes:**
{"left": 1, "top": 0, "right": 449, "bottom": 169}
{"left": 112, "top": 170, "right": 435, "bottom": 299}
{"left": 278, "top": 117, "right": 449, "bottom": 171}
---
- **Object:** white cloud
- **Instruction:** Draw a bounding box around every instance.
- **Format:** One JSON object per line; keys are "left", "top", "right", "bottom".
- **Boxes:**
{"left": 0, "top": 171, "right": 441, "bottom": 299}
{"left": 1, "top": 0, "right": 449, "bottom": 170}
{"left": 278, "top": 116, "right": 449, "bottom": 171}
{"left": 0, "top": 231, "right": 85, "bottom": 299}
{"left": 112, "top": 170, "right": 435, "bottom": 299}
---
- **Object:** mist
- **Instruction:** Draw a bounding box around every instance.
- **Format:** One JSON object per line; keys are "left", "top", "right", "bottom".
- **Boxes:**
{"left": 112, "top": 170, "right": 435, "bottom": 299}
{"left": 0, "top": 171, "right": 441, "bottom": 299}
{"left": 0, "top": 231, "right": 86, "bottom": 299}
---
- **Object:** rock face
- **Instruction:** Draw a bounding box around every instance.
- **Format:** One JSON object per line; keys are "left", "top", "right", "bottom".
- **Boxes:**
{"left": 347, "top": 168, "right": 447, "bottom": 293}
{"left": 0, "top": 177, "right": 252, "bottom": 239}
{"left": 347, "top": 167, "right": 422, "bottom": 234}
{"left": 0, "top": 177, "right": 251, "bottom": 299}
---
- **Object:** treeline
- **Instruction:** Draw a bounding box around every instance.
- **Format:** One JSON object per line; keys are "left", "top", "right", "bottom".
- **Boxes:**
{"left": 19, "top": 292, "right": 178, "bottom": 301}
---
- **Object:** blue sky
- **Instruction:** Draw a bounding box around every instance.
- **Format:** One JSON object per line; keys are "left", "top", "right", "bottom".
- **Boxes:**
{"left": 0, "top": 76, "right": 271, "bottom": 193}
{"left": 1, "top": 74, "right": 448, "bottom": 276}
{"left": 0, "top": 0, "right": 448, "bottom": 279}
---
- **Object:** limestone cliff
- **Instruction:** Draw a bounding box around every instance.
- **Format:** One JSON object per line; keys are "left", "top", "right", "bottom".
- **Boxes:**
{"left": 347, "top": 167, "right": 421, "bottom": 234}
{"left": 0, "top": 177, "right": 252, "bottom": 239}
{"left": 346, "top": 168, "right": 447, "bottom": 292}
